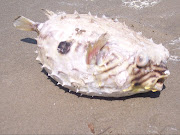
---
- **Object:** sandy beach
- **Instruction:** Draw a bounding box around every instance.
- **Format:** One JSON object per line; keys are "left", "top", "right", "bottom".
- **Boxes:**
{"left": 0, "top": 0, "right": 180, "bottom": 134}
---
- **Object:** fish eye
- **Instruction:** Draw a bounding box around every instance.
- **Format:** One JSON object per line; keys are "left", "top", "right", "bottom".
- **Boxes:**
{"left": 136, "top": 52, "right": 149, "bottom": 67}
{"left": 57, "top": 41, "right": 71, "bottom": 54}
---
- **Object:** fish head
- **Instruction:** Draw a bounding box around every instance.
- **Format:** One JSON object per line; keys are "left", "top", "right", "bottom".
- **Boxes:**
{"left": 127, "top": 51, "right": 170, "bottom": 94}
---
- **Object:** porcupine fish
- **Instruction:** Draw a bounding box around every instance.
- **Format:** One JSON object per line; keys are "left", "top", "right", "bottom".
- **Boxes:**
{"left": 13, "top": 9, "right": 170, "bottom": 97}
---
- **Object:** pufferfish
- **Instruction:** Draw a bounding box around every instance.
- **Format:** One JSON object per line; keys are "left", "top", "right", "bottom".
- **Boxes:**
{"left": 13, "top": 9, "right": 170, "bottom": 97}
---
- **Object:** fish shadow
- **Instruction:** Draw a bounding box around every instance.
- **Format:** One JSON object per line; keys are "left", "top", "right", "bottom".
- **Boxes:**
{"left": 41, "top": 68, "right": 165, "bottom": 101}
{"left": 21, "top": 38, "right": 37, "bottom": 45}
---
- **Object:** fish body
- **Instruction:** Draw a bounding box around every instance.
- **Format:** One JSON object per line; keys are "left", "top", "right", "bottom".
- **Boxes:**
{"left": 13, "top": 10, "right": 170, "bottom": 97}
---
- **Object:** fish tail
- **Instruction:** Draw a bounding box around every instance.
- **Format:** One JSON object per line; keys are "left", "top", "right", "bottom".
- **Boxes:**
{"left": 13, "top": 16, "right": 39, "bottom": 33}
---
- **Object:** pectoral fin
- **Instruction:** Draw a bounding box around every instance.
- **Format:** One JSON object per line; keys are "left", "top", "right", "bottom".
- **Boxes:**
{"left": 86, "top": 33, "right": 108, "bottom": 64}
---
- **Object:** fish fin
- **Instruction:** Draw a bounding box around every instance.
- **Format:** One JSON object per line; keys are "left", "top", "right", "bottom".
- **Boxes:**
{"left": 13, "top": 16, "right": 38, "bottom": 32}
{"left": 86, "top": 33, "right": 108, "bottom": 64}
{"left": 41, "top": 9, "right": 55, "bottom": 18}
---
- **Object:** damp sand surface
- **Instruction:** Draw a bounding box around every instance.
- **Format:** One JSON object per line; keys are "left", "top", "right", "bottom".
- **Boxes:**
{"left": 0, "top": 0, "right": 180, "bottom": 134}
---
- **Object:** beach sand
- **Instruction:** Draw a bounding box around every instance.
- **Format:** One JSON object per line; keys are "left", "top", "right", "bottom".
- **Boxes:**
{"left": 0, "top": 0, "right": 180, "bottom": 134}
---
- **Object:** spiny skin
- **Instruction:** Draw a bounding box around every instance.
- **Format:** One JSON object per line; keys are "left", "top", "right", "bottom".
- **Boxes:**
{"left": 14, "top": 10, "right": 170, "bottom": 97}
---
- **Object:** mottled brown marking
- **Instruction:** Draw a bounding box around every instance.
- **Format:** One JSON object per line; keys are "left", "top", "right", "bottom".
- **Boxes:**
{"left": 132, "top": 72, "right": 149, "bottom": 82}
{"left": 75, "top": 42, "right": 82, "bottom": 52}
{"left": 96, "top": 46, "right": 110, "bottom": 66}
{"left": 61, "top": 16, "right": 66, "bottom": 19}
{"left": 83, "top": 44, "right": 88, "bottom": 52}
{"left": 132, "top": 72, "right": 160, "bottom": 85}
{"left": 153, "top": 70, "right": 166, "bottom": 75}
{"left": 99, "top": 58, "right": 133, "bottom": 81}
{"left": 126, "top": 63, "right": 134, "bottom": 73}
{"left": 76, "top": 29, "right": 86, "bottom": 35}
{"left": 58, "top": 71, "right": 64, "bottom": 74}
{"left": 133, "top": 68, "right": 141, "bottom": 75}
{"left": 106, "top": 58, "right": 115, "bottom": 66}
{"left": 72, "top": 68, "right": 79, "bottom": 71}
{"left": 112, "top": 53, "right": 119, "bottom": 59}
{"left": 152, "top": 65, "right": 167, "bottom": 71}
{"left": 150, "top": 64, "right": 168, "bottom": 75}
{"left": 102, "top": 65, "right": 118, "bottom": 73}
{"left": 79, "top": 30, "right": 86, "bottom": 34}
{"left": 130, "top": 61, "right": 169, "bottom": 87}
{"left": 75, "top": 28, "right": 79, "bottom": 31}
{"left": 153, "top": 63, "right": 167, "bottom": 68}
{"left": 75, "top": 28, "right": 86, "bottom": 35}
{"left": 80, "top": 29, "right": 86, "bottom": 33}
{"left": 140, "top": 74, "right": 158, "bottom": 85}
{"left": 46, "top": 56, "right": 50, "bottom": 59}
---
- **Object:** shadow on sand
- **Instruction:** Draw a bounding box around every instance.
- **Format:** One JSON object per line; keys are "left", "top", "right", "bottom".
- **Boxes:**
{"left": 21, "top": 38, "right": 37, "bottom": 44}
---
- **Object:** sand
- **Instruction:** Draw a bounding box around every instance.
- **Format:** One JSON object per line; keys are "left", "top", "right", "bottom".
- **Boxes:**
{"left": 0, "top": 0, "right": 180, "bottom": 134}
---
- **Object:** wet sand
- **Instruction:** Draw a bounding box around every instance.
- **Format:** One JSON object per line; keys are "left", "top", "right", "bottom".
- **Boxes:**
{"left": 0, "top": 0, "right": 180, "bottom": 134}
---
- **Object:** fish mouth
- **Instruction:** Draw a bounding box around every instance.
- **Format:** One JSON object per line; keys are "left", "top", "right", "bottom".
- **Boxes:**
{"left": 130, "top": 63, "right": 170, "bottom": 93}
{"left": 154, "top": 78, "right": 165, "bottom": 91}
{"left": 151, "top": 70, "right": 170, "bottom": 92}
{"left": 147, "top": 76, "right": 167, "bottom": 92}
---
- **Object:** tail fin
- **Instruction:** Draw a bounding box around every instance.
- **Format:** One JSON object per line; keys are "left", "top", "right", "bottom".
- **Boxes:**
{"left": 13, "top": 16, "right": 39, "bottom": 32}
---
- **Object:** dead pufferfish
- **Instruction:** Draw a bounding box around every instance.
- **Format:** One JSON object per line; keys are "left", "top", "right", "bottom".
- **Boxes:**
{"left": 13, "top": 9, "right": 170, "bottom": 97}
